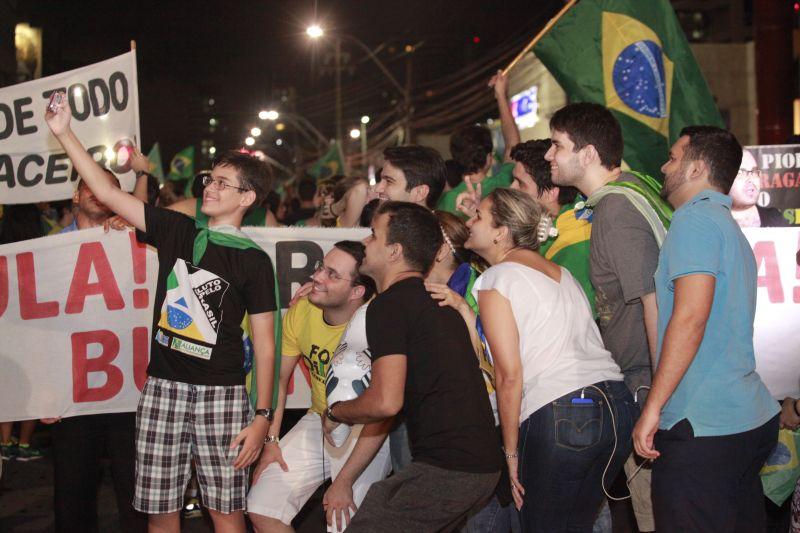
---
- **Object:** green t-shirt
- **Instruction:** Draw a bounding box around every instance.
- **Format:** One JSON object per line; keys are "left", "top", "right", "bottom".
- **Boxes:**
{"left": 436, "top": 162, "right": 514, "bottom": 216}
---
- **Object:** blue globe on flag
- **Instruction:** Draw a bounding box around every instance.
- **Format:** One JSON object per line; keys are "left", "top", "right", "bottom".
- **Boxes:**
{"left": 167, "top": 297, "right": 193, "bottom": 330}
{"left": 612, "top": 40, "right": 668, "bottom": 119}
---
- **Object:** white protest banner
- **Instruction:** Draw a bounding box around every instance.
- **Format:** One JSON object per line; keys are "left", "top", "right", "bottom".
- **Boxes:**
{"left": 241, "top": 226, "right": 370, "bottom": 411}
{"left": 0, "top": 226, "right": 795, "bottom": 421}
{"left": 0, "top": 226, "right": 367, "bottom": 421}
{"left": 745, "top": 227, "right": 800, "bottom": 400}
{"left": 0, "top": 51, "right": 140, "bottom": 204}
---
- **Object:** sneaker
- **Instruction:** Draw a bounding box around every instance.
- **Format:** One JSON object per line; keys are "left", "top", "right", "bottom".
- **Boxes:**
{"left": 182, "top": 497, "right": 202, "bottom": 519}
{"left": 0, "top": 442, "right": 17, "bottom": 461}
{"left": 15, "top": 444, "right": 43, "bottom": 461}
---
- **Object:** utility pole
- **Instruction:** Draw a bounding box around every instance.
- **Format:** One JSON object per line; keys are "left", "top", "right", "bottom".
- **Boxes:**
{"left": 335, "top": 37, "right": 343, "bottom": 147}
{"left": 404, "top": 49, "right": 413, "bottom": 144}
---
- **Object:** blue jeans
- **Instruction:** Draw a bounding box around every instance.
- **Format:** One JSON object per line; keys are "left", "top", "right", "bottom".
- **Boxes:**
{"left": 462, "top": 495, "right": 521, "bottom": 532}
{"left": 517, "top": 380, "right": 635, "bottom": 533}
{"left": 389, "top": 419, "right": 412, "bottom": 473}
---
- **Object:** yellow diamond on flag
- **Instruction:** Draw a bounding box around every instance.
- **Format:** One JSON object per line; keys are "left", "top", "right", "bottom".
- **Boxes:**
{"left": 325, "top": 160, "right": 340, "bottom": 176}
{"left": 602, "top": 11, "right": 674, "bottom": 138}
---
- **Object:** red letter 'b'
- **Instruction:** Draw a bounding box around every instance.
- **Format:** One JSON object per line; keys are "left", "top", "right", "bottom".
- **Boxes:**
{"left": 71, "top": 330, "right": 123, "bottom": 402}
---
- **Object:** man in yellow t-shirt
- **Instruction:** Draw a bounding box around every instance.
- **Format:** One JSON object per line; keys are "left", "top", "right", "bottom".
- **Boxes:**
{"left": 248, "top": 241, "right": 391, "bottom": 532}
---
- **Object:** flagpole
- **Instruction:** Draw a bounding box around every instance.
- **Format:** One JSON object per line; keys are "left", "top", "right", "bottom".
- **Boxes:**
{"left": 502, "top": 0, "right": 578, "bottom": 76}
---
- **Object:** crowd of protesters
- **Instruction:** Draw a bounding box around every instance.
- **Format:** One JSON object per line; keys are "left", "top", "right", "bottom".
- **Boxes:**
{"left": 0, "top": 67, "right": 798, "bottom": 533}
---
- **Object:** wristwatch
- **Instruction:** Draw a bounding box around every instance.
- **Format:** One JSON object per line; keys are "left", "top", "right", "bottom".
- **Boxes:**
{"left": 255, "top": 408, "right": 275, "bottom": 421}
{"left": 264, "top": 435, "right": 280, "bottom": 444}
{"left": 325, "top": 401, "right": 342, "bottom": 423}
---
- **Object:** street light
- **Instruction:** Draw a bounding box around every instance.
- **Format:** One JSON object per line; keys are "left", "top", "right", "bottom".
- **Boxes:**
{"left": 245, "top": 136, "right": 255, "bottom": 146}
{"left": 360, "top": 115, "right": 370, "bottom": 124}
{"left": 306, "top": 25, "right": 410, "bottom": 146}
{"left": 259, "top": 109, "right": 280, "bottom": 121}
{"left": 251, "top": 127, "right": 262, "bottom": 137}
{"left": 349, "top": 128, "right": 361, "bottom": 139}
{"left": 306, "top": 25, "right": 323, "bottom": 39}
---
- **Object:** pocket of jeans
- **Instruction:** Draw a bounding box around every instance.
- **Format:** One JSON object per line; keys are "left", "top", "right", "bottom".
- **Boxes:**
{"left": 553, "top": 400, "right": 604, "bottom": 451}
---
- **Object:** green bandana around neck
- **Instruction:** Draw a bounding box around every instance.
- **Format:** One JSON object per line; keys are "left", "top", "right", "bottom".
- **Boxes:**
{"left": 191, "top": 219, "right": 283, "bottom": 408}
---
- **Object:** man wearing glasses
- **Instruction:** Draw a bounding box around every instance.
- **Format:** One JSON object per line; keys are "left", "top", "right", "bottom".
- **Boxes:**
{"left": 248, "top": 241, "right": 391, "bottom": 533}
{"left": 730, "top": 149, "right": 790, "bottom": 228}
{"left": 46, "top": 94, "right": 277, "bottom": 532}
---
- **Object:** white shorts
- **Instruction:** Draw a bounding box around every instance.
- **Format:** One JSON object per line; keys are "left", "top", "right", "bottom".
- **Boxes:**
{"left": 247, "top": 411, "right": 391, "bottom": 531}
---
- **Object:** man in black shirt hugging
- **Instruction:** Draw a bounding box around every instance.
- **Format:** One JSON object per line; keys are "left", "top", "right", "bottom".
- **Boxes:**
{"left": 322, "top": 201, "right": 501, "bottom": 532}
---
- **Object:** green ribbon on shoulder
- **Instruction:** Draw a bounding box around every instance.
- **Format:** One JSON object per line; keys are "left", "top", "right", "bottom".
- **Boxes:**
{"left": 192, "top": 220, "right": 282, "bottom": 408}
{"left": 585, "top": 171, "right": 673, "bottom": 248}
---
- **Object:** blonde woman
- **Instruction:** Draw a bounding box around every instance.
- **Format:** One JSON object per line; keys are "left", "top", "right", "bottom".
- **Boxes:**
{"left": 467, "top": 188, "right": 635, "bottom": 532}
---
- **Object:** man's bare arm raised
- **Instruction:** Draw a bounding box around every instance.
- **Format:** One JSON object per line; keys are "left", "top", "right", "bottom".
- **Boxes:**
{"left": 45, "top": 92, "right": 145, "bottom": 231}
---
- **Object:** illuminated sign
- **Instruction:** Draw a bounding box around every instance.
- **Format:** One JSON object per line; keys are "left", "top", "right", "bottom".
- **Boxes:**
{"left": 510, "top": 85, "right": 539, "bottom": 129}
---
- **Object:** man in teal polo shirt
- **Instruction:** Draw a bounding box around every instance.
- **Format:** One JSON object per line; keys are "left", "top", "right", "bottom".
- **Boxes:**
{"left": 633, "top": 125, "right": 779, "bottom": 532}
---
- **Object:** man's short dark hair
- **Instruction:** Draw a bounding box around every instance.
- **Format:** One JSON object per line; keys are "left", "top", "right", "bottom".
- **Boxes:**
{"left": 510, "top": 139, "right": 578, "bottom": 206}
{"left": 375, "top": 201, "right": 442, "bottom": 274}
{"left": 679, "top": 126, "right": 742, "bottom": 193}
{"left": 450, "top": 125, "right": 493, "bottom": 175}
{"left": 297, "top": 178, "right": 317, "bottom": 202}
{"left": 212, "top": 150, "right": 272, "bottom": 205}
{"left": 444, "top": 159, "right": 465, "bottom": 190}
{"left": 550, "top": 103, "right": 623, "bottom": 170}
{"left": 76, "top": 168, "right": 120, "bottom": 190}
{"left": 333, "top": 240, "right": 376, "bottom": 301}
{"left": 382, "top": 145, "right": 446, "bottom": 209}
{"left": 191, "top": 172, "right": 208, "bottom": 198}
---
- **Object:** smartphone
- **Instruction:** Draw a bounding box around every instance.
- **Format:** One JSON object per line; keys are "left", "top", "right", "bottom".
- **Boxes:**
{"left": 48, "top": 92, "right": 63, "bottom": 113}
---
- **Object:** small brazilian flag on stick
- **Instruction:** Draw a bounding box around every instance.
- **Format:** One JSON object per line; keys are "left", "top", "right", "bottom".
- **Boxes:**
{"left": 147, "top": 142, "right": 165, "bottom": 182}
{"left": 532, "top": 0, "right": 724, "bottom": 177}
{"left": 167, "top": 146, "right": 195, "bottom": 182}
{"left": 307, "top": 142, "right": 344, "bottom": 182}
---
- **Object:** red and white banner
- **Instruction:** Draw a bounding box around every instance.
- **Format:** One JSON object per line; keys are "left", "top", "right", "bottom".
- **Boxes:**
{"left": 0, "top": 226, "right": 368, "bottom": 421}
{"left": 745, "top": 227, "right": 800, "bottom": 400}
{"left": 0, "top": 226, "right": 796, "bottom": 422}
{"left": 0, "top": 51, "right": 140, "bottom": 204}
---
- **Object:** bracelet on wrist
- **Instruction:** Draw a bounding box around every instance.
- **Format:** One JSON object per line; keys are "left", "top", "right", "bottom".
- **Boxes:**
{"left": 503, "top": 448, "right": 518, "bottom": 459}
{"left": 264, "top": 435, "right": 280, "bottom": 445}
{"left": 255, "top": 408, "right": 275, "bottom": 421}
{"left": 325, "top": 401, "right": 343, "bottom": 424}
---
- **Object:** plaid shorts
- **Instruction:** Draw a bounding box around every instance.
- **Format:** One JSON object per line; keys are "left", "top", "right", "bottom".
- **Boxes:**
{"left": 133, "top": 377, "right": 253, "bottom": 514}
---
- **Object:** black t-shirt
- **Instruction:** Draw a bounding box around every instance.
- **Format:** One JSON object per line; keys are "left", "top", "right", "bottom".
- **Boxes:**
{"left": 366, "top": 277, "right": 501, "bottom": 474}
{"left": 137, "top": 205, "right": 276, "bottom": 385}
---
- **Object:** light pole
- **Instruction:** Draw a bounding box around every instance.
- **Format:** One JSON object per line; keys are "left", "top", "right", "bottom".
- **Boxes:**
{"left": 360, "top": 115, "right": 369, "bottom": 164}
{"left": 306, "top": 25, "right": 411, "bottom": 145}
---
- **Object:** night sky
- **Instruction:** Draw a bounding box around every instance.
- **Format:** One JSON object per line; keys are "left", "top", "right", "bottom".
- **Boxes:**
{"left": 16, "top": 0, "right": 561, "bottom": 171}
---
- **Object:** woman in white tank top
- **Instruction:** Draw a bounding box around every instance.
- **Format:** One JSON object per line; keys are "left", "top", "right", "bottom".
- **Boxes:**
{"left": 465, "top": 188, "right": 635, "bottom": 533}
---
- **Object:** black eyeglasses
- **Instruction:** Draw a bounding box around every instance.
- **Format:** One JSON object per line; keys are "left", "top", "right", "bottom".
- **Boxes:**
{"left": 737, "top": 168, "right": 762, "bottom": 180}
{"left": 312, "top": 260, "right": 357, "bottom": 283}
{"left": 201, "top": 174, "right": 249, "bottom": 193}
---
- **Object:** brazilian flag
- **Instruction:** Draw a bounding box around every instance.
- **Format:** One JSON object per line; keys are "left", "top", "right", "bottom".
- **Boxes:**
{"left": 307, "top": 143, "right": 344, "bottom": 181}
{"left": 533, "top": 0, "right": 724, "bottom": 177}
{"left": 147, "top": 142, "right": 166, "bottom": 183}
{"left": 167, "top": 146, "right": 195, "bottom": 182}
